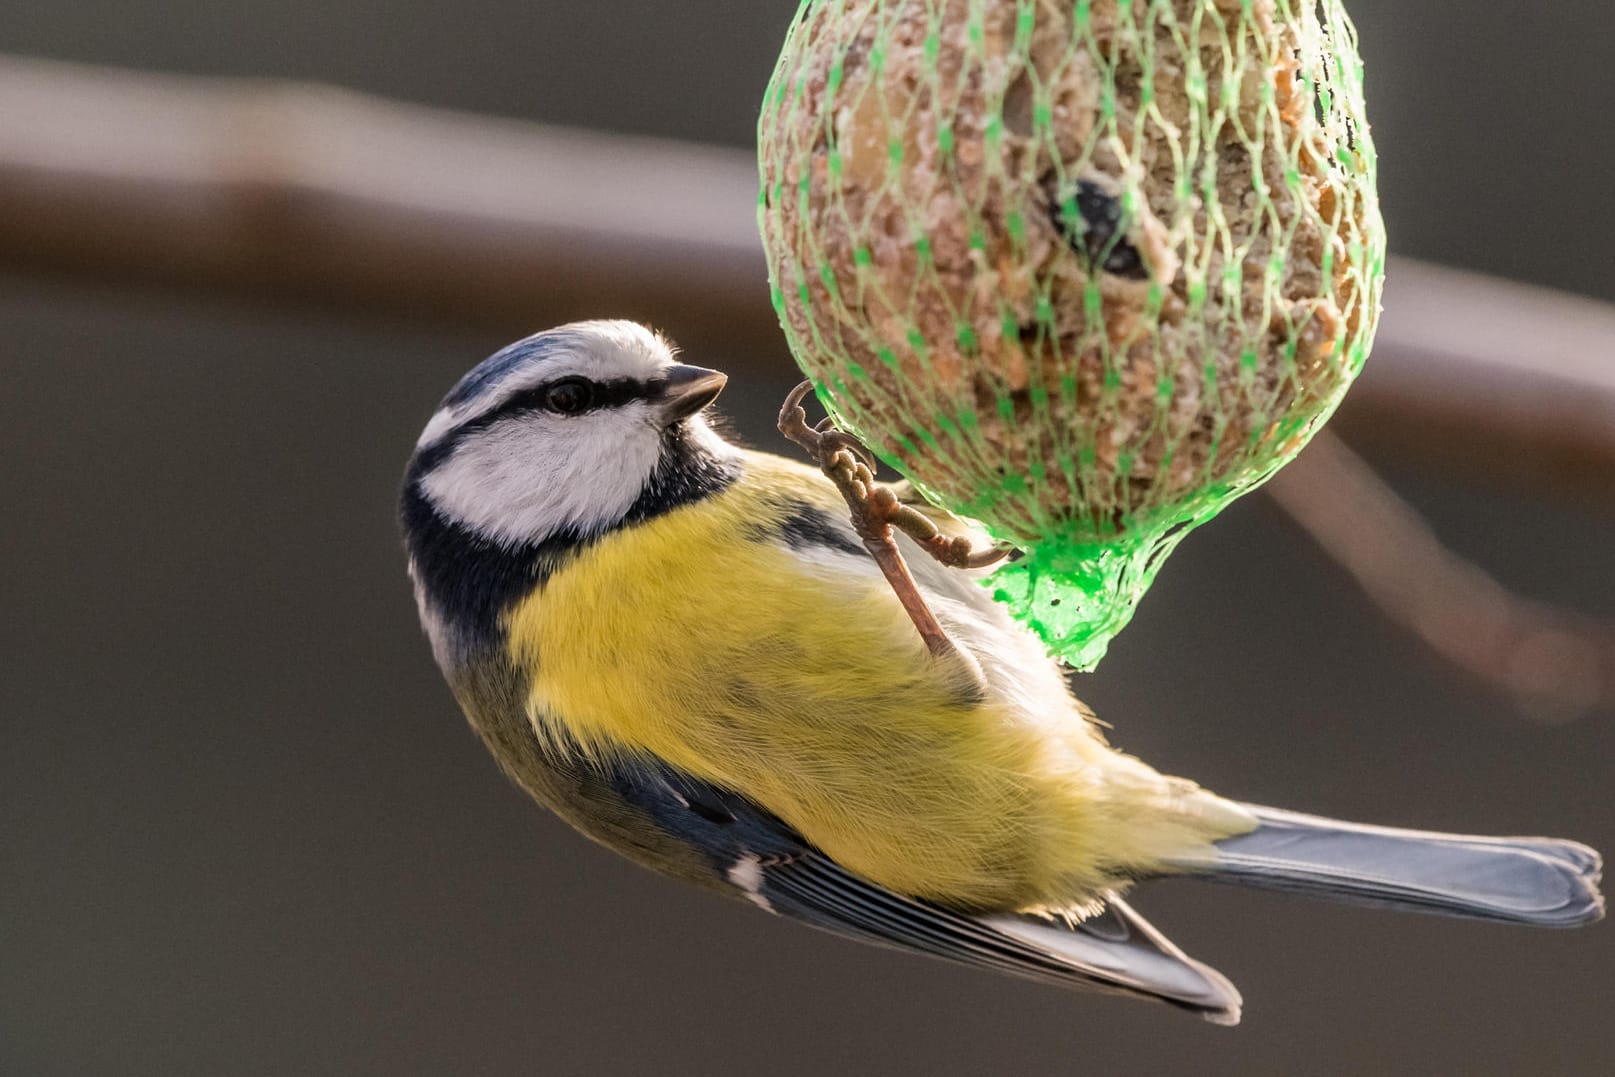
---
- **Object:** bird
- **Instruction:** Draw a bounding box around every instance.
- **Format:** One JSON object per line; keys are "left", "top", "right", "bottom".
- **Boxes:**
{"left": 400, "top": 319, "right": 1603, "bottom": 1025}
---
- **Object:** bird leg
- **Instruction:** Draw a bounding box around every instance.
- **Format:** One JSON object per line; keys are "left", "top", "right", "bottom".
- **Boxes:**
{"left": 777, "top": 382, "right": 1005, "bottom": 677}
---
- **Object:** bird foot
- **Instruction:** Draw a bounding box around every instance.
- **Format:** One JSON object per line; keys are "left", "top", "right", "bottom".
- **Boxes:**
{"left": 777, "top": 382, "right": 1004, "bottom": 676}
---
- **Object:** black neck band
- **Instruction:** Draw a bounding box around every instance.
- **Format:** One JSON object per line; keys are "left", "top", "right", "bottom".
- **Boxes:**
{"left": 401, "top": 422, "right": 741, "bottom": 646}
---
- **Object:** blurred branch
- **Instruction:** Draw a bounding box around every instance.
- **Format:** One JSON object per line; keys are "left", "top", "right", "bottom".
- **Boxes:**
{"left": 1336, "top": 260, "right": 1615, "bottom": 500}
{"left": 2, "top": 54, "right": 1611, "bottom": 712}
{"left": 1270, "top": 433, "right": 1615, "bottom": 720}
{"left": 0, "top": 54, "right": 768, "bottom": 347}
{"left": 2, "top": 54, "right": 1615, "bottom": 494}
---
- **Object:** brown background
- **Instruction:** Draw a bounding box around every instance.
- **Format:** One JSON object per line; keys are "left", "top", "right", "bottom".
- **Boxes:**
{"left": 3, "top": 3, "right": 1612, "bottom": 1075}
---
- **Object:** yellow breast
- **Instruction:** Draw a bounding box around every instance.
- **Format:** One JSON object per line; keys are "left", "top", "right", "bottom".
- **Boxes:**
{"left": 504, "top": 452, "right": 1232, "bottom": 910}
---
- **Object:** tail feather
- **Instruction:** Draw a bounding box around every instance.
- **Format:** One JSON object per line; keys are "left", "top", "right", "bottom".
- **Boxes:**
{"left": 1179, "top": 805, "right": 1604, "bottom": 928}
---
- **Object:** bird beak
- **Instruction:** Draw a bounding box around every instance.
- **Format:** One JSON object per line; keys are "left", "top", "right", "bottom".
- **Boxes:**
{"left": 657, "top": 364, "right": 728, "bottom": 422}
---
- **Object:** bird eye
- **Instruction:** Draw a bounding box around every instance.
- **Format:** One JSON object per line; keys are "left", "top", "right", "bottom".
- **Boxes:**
{"left": 543, "top": 378, "right": 594, "bottom": 415}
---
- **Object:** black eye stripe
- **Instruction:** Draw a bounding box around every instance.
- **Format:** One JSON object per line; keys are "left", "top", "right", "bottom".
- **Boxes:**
{"left": 472, "top": 376, "right": 660, "bottom": 428}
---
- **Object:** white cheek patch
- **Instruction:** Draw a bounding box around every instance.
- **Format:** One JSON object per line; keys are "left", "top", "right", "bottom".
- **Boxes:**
{"left": 682, "top": 415, "right": 739, "bottom": 460}
{"left": 417, "top": 402, "right": 473, "bottom": 450}
{"left": 421, "top": 406, "right": 663, "bottom": 547}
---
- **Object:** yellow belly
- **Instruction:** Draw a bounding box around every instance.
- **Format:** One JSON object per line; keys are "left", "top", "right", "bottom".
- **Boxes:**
{"left": 505, "top": 452, "right": 1241, "bottom": 910}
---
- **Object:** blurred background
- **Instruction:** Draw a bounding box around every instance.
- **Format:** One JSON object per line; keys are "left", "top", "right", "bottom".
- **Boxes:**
{"left": 1, "top": 3, "right": 1611, "bottom": 1075}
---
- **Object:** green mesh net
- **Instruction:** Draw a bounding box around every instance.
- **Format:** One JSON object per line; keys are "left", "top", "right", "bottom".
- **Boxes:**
{"left": 758, "top": 0, "right": 1384, "bottom": 669}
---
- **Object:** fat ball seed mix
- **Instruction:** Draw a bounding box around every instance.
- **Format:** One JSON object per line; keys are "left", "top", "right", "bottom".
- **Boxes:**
{"left": 759, "top": 0, "right": 1384, "bottom": 667}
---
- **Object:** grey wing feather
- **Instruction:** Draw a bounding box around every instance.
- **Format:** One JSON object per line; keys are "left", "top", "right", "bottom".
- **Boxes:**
{"left": 766, "top": 856, "right": 1241, "bottom": 1024}
{"left": 603, "top": 753, "right": 1242, "bottom": 1024}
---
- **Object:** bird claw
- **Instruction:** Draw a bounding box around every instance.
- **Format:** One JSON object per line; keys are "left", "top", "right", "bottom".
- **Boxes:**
{"left": 777, "top": 381, "right": 1013, "bottom": 572}
{"left": 776, "top": 381, "right": 998, "bottom": 689}
{"left": 777, "top": 382, "right": 824, "bottom": 457}
{"left": 820, "top": 430, "right": 879, "bottom": 472}
{"left": 922, "top": 533, "right": 1015, "bottom": 570}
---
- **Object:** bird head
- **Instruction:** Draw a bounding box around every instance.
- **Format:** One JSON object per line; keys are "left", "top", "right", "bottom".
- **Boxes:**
{"left": 404, "top": 320, "right": 732, "bottom": 552}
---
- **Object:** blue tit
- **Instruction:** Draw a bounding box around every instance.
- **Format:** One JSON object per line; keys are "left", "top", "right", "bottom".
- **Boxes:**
{"left": 400, "top": 320, "right": 1603, "bottom": 1025}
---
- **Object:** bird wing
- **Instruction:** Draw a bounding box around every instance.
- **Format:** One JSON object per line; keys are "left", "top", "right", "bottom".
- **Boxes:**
{"left": 602, "top": 751, "right": 1241, "bottom": 1025}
